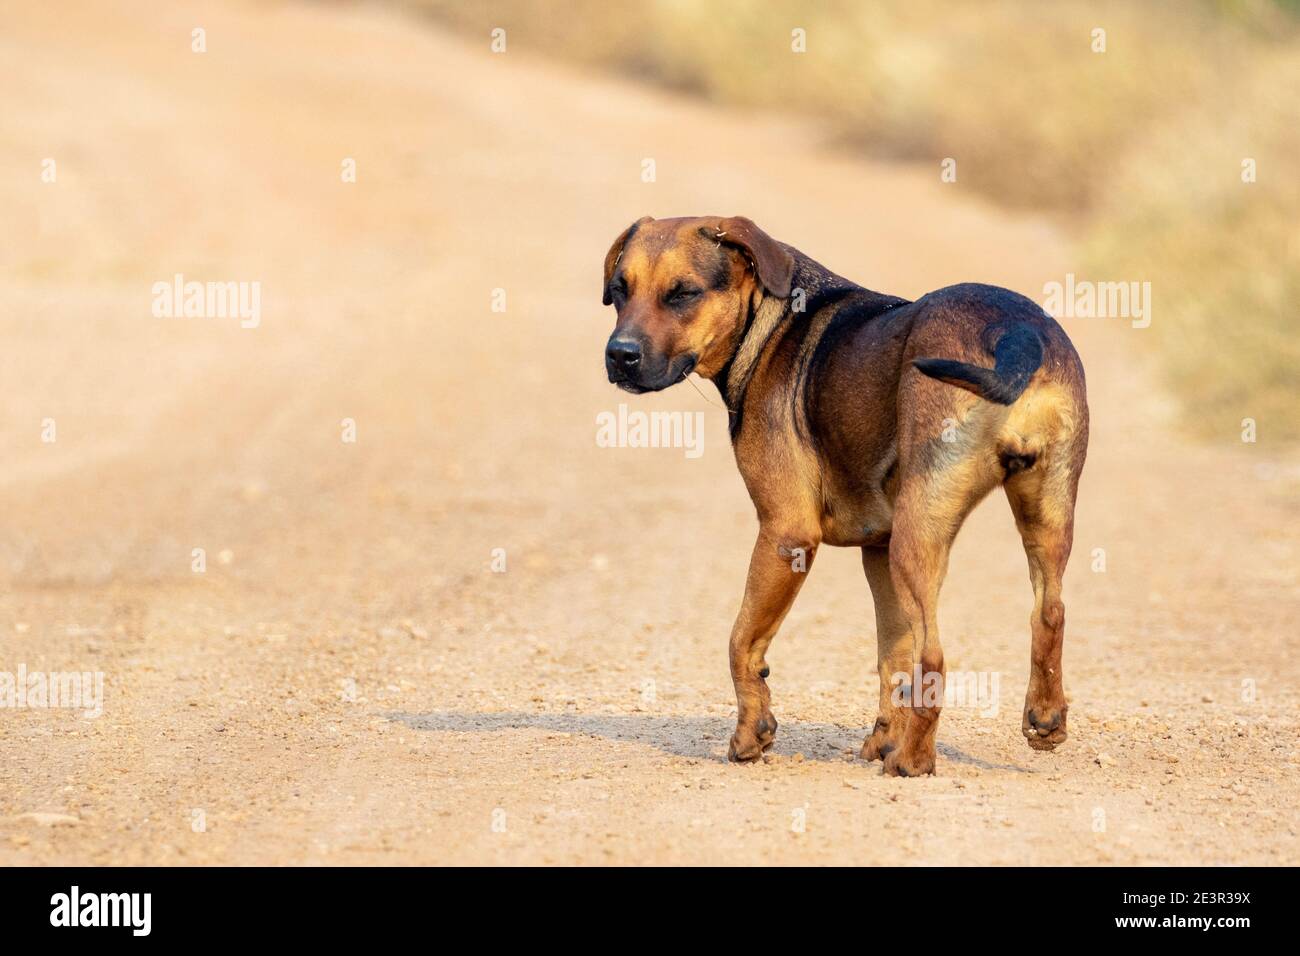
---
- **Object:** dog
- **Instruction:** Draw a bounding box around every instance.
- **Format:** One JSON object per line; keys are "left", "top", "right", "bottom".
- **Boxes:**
{"left": 601, "top": 216, "right": 1088, "bottom": 776}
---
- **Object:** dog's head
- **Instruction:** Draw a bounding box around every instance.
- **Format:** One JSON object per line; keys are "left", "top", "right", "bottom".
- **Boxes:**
{"left": 601, "top": 216, "right": 793, "bottom": 393}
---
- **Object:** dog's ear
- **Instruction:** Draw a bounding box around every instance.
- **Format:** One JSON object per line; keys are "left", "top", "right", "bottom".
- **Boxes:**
{"left": 715, "top": 216, "right": 794, "bottom": 298}
{"left": 603, "top": 216, "right": 653, "bottom": 305}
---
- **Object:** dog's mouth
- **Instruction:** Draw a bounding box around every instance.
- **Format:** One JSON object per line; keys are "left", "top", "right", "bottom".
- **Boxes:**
{"left": 609, "top": 354, "right": 697, "bottom": 394}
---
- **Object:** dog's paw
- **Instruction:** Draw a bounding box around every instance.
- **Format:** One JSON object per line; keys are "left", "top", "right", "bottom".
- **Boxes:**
{"left": 860, "top": 714, "right": 904, "bottom": 762}
{"left": 882, "top": 747, "right": 936, "bottom": 777}
{"left": 727, "top": 715, "right": 777, "bottom": 763}
{"left": 1022, "top": 702, "right": 1068, "bottom": 752}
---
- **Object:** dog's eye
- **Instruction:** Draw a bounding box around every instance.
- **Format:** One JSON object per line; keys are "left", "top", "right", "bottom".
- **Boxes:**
{"left": 609, "top": 280, "right": 628, "bottom": 304}
{"left": 666, "top": 287, "right": 701, "bottom": 306}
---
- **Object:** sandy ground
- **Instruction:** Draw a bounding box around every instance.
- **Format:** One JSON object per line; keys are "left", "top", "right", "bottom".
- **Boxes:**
{"left": 1, "top": 0, "right": 1297, "bottom": 866}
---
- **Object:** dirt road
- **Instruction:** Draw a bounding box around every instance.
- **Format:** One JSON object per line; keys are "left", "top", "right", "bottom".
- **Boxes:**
{"left": 2, "top": 0, "right": 1296, "bottom": 865}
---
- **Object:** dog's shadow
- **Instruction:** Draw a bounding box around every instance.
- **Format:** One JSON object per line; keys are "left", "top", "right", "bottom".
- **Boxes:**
{"left": 386, "top": 710, "right": 1026, "bottom": 771}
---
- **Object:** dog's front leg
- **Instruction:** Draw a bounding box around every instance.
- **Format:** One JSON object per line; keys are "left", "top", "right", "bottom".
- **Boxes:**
{"left": 727, "top": 528, "right": 818, "bottom": 762}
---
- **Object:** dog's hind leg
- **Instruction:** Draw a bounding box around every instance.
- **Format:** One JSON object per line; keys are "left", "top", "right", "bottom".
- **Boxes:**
{"left": 1005, "top": 439, "right": 1084, "bottom": 752}
{"left": 860, "top": 546, "right": 913, "bottom": 761}
{"left": 726, "top": 526, "right": 818, "bottom": 762}
{"left": 882, "top": 452, "right": 1002, "bottom": 776}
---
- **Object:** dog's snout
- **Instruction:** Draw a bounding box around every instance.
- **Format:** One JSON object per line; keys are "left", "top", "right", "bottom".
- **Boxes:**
{"left": 606, "top": 338, "right": 642, "bottom": 370}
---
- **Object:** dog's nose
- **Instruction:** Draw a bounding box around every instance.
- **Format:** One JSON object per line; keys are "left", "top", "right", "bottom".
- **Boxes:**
{"left": 606, "top": 339, "right": 642, "bottom": 371}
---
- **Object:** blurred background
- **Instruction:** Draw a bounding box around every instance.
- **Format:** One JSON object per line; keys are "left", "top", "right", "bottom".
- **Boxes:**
{"left": 412, "top": 0, "right": 1300, "bottom": 439}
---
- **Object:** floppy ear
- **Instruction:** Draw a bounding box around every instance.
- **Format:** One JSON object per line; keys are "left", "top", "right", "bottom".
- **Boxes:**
{"left": 602, "top": 216, "right": 653, "bottom": 305}
{"left": 715, "top": 216, "right": 794, "bottom": 298}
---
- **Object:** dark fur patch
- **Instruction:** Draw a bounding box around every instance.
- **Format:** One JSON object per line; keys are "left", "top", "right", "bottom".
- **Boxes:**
{"left": 691, "top": 237, "right": 734, "bottom": 292}
{"left": 720, "top": 308, "right": 762, "bottom": 438}
{"left": 1000, "top": 451, "right": 1038, "bottom": 476}
{"left": 603, "top": 219, "right": 644, "bottom": 304}
{"left": 801, "top": 291, "right": 910, "bottom": 447}
{"left": 882, "top": 455, "right": 898, "bottom": 489}
{"left": 799, "top": 284, "right": 858, "bottom": 318}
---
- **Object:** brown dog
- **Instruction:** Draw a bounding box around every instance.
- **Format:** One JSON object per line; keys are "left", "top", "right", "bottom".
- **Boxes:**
{"left": 601, "top": 216, "right": 1088, "bottom": 776}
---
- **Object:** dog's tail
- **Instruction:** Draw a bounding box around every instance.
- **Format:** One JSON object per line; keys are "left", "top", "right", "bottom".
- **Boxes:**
{"left": 912, "top": 323, "right": 1043, "bottom": 405}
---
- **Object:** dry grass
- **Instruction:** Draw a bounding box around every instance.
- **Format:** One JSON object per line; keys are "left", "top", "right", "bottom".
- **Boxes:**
{"left": 1085, "top": 43, "right": 1300, "bottom": 439}
{"left": 402, "top": 0, "right": 1300, "bottom": 441}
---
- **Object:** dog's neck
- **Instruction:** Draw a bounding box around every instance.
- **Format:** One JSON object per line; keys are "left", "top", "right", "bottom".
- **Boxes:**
{"left": 719, "top": 292, "right": 787, "bottom": 411}
{"left": 716, "top": 246, "right": 860, "bottom": 414}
